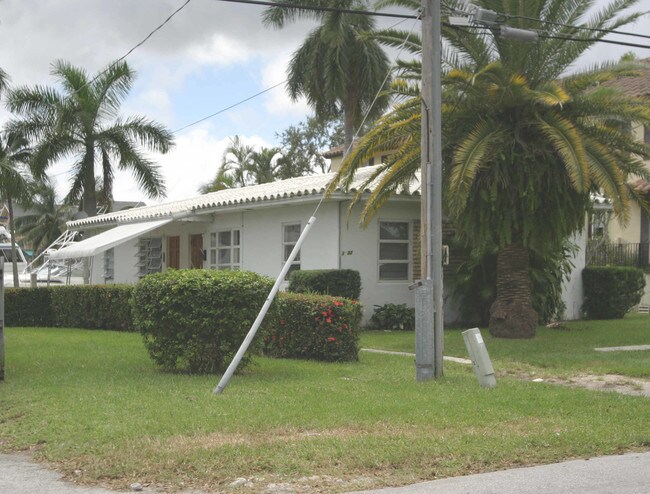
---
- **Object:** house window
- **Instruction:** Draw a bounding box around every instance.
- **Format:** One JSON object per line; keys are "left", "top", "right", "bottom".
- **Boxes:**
{"left": 209, "top": 229, "right": 241, "bottom": 270}
{"left": 103, "top": 248, "right": 114, "bottom": 281}
{"left": 282, "top": 223, "right": 301, "bottom": 273}
{"left": 136, "top": 237, "right": 163, "bottom": 277}
{"left": 378, "top": 221, "right": 410, "bottom": 281}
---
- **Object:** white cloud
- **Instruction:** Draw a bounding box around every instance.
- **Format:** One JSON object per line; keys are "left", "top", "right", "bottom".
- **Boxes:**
{"left": 187, "top": 34, "right": 255, "bottom": 66}
{"left": 260, "top": 51, "right": 311, "bottom": 118}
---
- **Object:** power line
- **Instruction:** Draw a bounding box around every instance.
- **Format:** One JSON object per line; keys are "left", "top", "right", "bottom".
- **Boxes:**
{"left": 447, "top": 23, "right": 650, "bottom": 50}
{"left": 442, "top": 2, "right": 650, "bottom": 43}
{"left": 214, "top": 0, "right": 419, "bottom": 19}
{"left": 172, "top": 80, "right": 286, "bottom": 134}
{"left": 75, "top": 0, "right": 194, "bottom": 94}
{"left": 505, "top": 13, "right": 650, "bottom": 41}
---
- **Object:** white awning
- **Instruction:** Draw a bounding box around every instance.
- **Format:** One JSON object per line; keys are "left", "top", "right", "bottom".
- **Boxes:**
{"left": 49, "top": 219, "right": 173, "bottom": 259}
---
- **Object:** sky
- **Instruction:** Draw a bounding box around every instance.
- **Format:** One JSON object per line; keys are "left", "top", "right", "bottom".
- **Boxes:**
{"left": 1, "top": 0, "right": 649, "bottom": 205}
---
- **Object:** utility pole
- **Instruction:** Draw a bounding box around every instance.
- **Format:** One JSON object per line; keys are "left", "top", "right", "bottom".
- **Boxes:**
{"left": 415, "top": 0, "right": 444, "bottom": 380}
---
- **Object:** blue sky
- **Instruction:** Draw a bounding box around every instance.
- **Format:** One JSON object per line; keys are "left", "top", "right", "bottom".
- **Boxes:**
{"left": 1, "top": 0, "right": 649, "bottom": 204}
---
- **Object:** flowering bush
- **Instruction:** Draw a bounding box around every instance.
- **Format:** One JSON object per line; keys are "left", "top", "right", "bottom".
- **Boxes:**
{"left": 264, "top": 292, "right": 362, "bottom": 362}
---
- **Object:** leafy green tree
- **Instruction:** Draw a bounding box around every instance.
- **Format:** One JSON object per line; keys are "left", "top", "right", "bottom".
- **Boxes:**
{"left": 263, "top": 0, "right": 391, "bottom": 152}
{"left": 334, "top": 0, "right": 650, "bottom": 338}
{"left": 7, "top": 60, "right": 174, "bottom": 218}
{"left": 0, "top": 130, "right": 33, "bottom": 287}
{"left": 276, "top": 116, "right": 344, "bottom": 177}
{"left": 15, "top": 181, "right": 74, "bottom": 258}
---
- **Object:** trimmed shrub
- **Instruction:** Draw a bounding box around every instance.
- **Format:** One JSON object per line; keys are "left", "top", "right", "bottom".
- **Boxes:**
{"left": 51, "top": 285, "right": 134, "bottom": 330}
{"left": 264, "top": 292, "right": 362, "bottom": 362}
{"left": 369, "top": 303, "right": 415, "bottom": 331}
{"left": 132, "top": 269, "right": 274, "bottom": 374}
{"left": 4, "top": 287, "right": 53, "bottom": 327}
{"left": 582, "top": 266, "right": 645, "bottom": 319}
{"left": 288, "top": 269, "right": 361, "bottom": 300}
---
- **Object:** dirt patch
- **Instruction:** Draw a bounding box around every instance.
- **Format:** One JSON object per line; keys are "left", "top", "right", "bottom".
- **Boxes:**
{"left": 544, "top": 374, "right": 650, "bottom": 397}
{"left": 508, "top": 372, "right": 650, "bottom": 397}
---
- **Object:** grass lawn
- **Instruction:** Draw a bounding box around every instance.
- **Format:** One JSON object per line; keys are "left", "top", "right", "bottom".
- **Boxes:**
{"left": 361, "top": 314, "right": 650, "bottom": 378}
{"left": 0, "top": 322, "right": 649, "bottom": 493}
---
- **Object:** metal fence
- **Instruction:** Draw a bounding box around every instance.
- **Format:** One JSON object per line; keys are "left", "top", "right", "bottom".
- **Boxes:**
{"left": 586, "top": 241, "right": 650, "bottom": 268}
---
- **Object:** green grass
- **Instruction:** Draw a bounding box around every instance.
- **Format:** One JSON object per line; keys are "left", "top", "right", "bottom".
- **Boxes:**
{"left": 1, "top": 325, "right": 649, "bottom": 493}
{"left": 361, "top": 314, "right": 650, "bottom": 377}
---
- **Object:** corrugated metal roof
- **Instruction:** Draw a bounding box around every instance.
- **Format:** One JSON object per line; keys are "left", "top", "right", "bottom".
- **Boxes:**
{"left": 68, "top": 165, "right": 420, "bottom": 229}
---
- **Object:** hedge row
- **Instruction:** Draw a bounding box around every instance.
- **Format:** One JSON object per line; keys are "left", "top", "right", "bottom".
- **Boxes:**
{"left": 288, "top": 269, "right": 361, "bottom": 300}
{"left": 582, "top": 266, "right": 645, "bottom": 319}
{"left": 5, "top": 285, "right": 133, "bottom": 330}
{"left": 5, "top": 269, "right": 363, "bottom": 373}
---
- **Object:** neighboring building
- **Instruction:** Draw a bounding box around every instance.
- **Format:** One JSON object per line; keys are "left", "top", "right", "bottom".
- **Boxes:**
{"left": 50, "top": 166, "right": 433, "bottom": 323}
{"left": 595, "top": 58, "right": 650, "bottom": 307}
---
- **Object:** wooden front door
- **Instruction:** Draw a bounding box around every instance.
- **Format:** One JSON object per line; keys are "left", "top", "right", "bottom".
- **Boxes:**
{"left": 190, "top": 234, "right": 203, "bottom": 269}
{"left": 167, "top": 236, "right": 180, "bottom": 269}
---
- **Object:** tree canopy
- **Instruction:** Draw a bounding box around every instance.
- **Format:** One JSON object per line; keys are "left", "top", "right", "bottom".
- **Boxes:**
{"left": 333, "top": 0, "right": 650, "bottom": 337}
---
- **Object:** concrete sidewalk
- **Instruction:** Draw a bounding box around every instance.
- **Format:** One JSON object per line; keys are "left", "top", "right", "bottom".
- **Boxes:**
{"left": 350, "top": 451, "right": 650, "bottom": 494}
{"left": 1, "top": 451, "right": 649, "bottom": 493}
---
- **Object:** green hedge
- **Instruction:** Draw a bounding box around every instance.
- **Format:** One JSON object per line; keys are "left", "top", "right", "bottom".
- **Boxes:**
{"left": 4, "top": 285, "right": 133, "bottom": 330}
{"left": 288, "top": 269, "right": 361, "bottom": 300}
{"left": 582, "top": 266, "right": 645, "bottom": 319}
{"left": 264, "top": 292, "right": 362, "bottom": 362}
{"left": 132, "top": 269, "right": 274, "bottom": 374}
{"left": 4, "top": 288, "right": 53, "bottom": 327}
{"left": 50, "top": 285, "right": 134, "bottom": 330}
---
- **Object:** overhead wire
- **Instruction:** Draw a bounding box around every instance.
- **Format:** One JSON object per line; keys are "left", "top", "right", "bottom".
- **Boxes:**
{"left": 214, "top": 0, "right": 419, "bottom": 19}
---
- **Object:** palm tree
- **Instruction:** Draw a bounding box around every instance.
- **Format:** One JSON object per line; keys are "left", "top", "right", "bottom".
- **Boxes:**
{"left": 0, "top": 130, "right": 33, "bottom": 287}
{"left": 0, "top": 67, "right": 8, "bottom": 95}
{"left": 221, "top": 136, "right": 254, "bottom": 187}
{"left": 15, "top": 181, "right": 74, "bottom": 258}
{"left": 247, "top": 147, "right": 281, "bottom": 184}
{"left": 334, "top": 0, "right": 650, "bottom": 338}
{"left": 7, "top": 60, "right": 174, "bottom": 218}
{"left": 263, "top": 0, "right": 391, "bottom": 152}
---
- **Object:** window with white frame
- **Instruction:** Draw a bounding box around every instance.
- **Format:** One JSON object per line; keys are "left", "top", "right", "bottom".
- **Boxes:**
{"left": 378, "top": 221, "right": 410, "bottom": 281}
{"left": 282, "top": 222, "right": 301, "bottom": 273}
{"left": 103, "top": 248, "right": 114, "bottom": 281}
{"left": 209, "top": 229, "right": 241, "bottom": 270}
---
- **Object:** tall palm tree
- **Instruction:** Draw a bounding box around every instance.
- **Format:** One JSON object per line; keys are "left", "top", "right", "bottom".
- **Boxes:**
{"left": 263, "top": 0, "right": 391, "bottom": 152}
{"left": 334, "top": 0, "right": 650, "bottom": 338}
{"left": 0, "top": 130, "right": 33, "bottom": 287}
{"left": 15, "top": 181, "right": 74, "bottom": 258}
{"left": 221, "top": 135, "right": 254, "bottom": 187}
{"left": 7, "top": 60, "right": 174, "bottom": 218}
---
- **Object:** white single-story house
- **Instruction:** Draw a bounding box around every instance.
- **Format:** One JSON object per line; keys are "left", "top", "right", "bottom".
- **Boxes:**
{"left": 48, "top": 165, "right": 586, "bottom": 323}
{"left": 49, "top": 166, "right": 430, "bottom": 323}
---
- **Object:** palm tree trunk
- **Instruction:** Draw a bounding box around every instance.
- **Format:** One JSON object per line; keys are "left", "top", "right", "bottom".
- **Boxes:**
{"left": 7, "top": 197, "right": 20, "bottom": 288}
{"left": 343, "top": 107, "right": 355, "bottom": 157}
{"left": 489, "top": 244, "right": 538, "bottom": 338}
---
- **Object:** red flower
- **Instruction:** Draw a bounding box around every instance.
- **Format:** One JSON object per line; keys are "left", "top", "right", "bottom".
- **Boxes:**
{"left": 327, "top": 337, "right": 336, "bottom": 342}
{"left": 333, "top": 301, "right": 344, "bottom": 306}
{"left": 326, "top": 317, "right": 332, "bottom": 323}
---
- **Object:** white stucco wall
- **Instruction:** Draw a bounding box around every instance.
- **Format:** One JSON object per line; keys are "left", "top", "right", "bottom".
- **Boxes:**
{"left": 561, "top": 229, "right": 587, "bottom": 320}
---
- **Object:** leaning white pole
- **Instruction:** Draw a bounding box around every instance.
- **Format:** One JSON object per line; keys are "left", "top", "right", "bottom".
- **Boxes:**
{"left": 213, "top": 216, "right": 317, "bottom": 395}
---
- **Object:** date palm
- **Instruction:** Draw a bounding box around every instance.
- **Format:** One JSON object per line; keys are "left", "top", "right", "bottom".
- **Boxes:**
{"left": 263, "top": 0, "right": 391, "bottom": 152}
{"left": 7, "top": 60, "right": 174, "bottom": 218}
{"left": 334, "top": 0, "right": 650, "bottom": 337}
